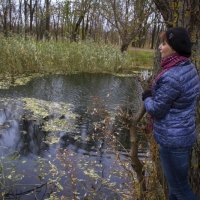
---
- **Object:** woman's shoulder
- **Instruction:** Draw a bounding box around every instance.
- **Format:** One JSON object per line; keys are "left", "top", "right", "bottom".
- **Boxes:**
{"left": 163, "top": 61, "right": 196, "bottom": 78}
{"left": 159, "top": 61, "right": 199, "bottom": 91}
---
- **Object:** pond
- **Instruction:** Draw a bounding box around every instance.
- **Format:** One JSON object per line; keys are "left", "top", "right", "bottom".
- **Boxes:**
{"left": 0, "top": 73, "right": 147, "bottom": 200}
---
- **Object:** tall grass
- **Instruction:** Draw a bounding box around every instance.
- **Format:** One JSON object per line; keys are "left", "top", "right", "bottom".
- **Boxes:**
{"left": 0, "top": 35, "right": 154, "bottom": 75}
{"left": 127, "top": 48, "right": 154, "bottom": 69}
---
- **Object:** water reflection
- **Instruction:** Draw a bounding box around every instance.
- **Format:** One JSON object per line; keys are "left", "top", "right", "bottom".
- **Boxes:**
{"left": 18, "top": 116, "right": 49, "bottom": 155}
{"left": 0, "top": 73, "right": 145, "bottom": 199}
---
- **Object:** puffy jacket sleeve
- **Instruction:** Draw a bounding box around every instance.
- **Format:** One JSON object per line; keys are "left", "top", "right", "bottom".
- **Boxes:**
{"left": 144, "top": 74, "right": 181, "bottom": 119}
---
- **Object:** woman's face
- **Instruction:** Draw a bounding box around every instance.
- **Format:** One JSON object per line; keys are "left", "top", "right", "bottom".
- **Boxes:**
{"left": 159, "top": 41, "right": 175, "bottom": 58}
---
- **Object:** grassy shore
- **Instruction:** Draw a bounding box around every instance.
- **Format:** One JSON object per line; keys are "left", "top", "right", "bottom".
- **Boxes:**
{"left": 0, "top": 35, "right": 154, "bottom": 75}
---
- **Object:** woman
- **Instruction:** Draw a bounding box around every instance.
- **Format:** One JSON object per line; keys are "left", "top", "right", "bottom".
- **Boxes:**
{"left": 142, "top": 27, "right": 200, "bottom": 200}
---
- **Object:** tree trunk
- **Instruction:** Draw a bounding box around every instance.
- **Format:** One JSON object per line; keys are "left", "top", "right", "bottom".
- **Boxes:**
{"left": 45, "top": 0, "right": 51, "bottom": 39}
{"left": 152, "top": 0, "right": 200, "bottom": 199}
{"left": 24, "top": 0, "right": 28, "bottom": 38}
{"left": 2, "top": 3, "right": 8, "bottom": 36}
{"left": 9, "top": 0, "right": 12, "bottom": 32}
{"left": 71, "top": 13, "right": 85, "bottom": 42}
{"left": 120, "top": 39, "right": 130, "bottom": 52}
{"left": 17, "top": 0, "right": 23, "bottom": 34}
{"left": 29, "top": 0, "right": 37, "bottom": 34}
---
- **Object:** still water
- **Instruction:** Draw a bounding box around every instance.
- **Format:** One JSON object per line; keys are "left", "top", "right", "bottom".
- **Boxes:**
{"left": 0, "top": 73, "right": 146, "bottom": 199}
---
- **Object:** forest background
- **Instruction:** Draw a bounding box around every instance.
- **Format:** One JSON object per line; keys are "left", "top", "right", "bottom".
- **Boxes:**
{"left": 0, "top": 0, "right": 199, "bottom": 72}
{"left": 0, "top": 0, "right": 200, "bottom": 200}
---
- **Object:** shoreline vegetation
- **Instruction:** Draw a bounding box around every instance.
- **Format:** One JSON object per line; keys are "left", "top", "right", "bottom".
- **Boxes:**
{"left": 0, "top": 35, "right": 154, "bottom": 76}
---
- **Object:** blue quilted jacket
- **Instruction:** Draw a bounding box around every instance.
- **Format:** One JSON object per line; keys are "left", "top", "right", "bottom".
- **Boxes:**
{"left": 144, "top": 60, "right": 200, "bottom": 147}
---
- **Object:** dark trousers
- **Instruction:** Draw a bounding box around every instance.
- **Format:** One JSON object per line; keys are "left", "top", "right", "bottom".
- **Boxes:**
{"left": 159, "top": 146, "right": 197, "bottom": 200}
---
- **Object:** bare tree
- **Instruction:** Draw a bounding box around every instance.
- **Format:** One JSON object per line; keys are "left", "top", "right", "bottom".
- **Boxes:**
{"left": 44, "top": 0, "right": 51, "bottom": 39}
{"left": 29, "top": 0, "right": 37, "bottom": 34}
{"left": 0, "top": 0, "right": 9, "bottom": 36}
{"left": 100, "top": 0, "right": 154, "bottom": 52}
{"left": 70, "top": 0, "right": 93, "bottom": 41}
{"left": 0, "top": 0, "right": 156, "bottom": 45}
{"left": 17, "top": 0, "right": 23, "bottom": 33}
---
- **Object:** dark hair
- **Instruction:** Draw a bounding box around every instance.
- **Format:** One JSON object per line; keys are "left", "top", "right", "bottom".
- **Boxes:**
{"left": 159, "top": 31, "right": 167, "bottom": 43}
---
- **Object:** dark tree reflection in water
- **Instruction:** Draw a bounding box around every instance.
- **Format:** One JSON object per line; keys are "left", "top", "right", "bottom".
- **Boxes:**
{"left": 0, "top": 73, "right": 148, "bottom": 200}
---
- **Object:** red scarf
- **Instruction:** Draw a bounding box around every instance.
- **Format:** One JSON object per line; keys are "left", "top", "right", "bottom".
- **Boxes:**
{"left": 154, "top": 53, "right": 189, "bottom": 85}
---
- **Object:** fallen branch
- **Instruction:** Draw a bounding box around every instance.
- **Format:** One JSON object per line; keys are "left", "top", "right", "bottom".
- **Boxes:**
{"left": 3, "top": 182, "right": 47, "bottom": 198}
